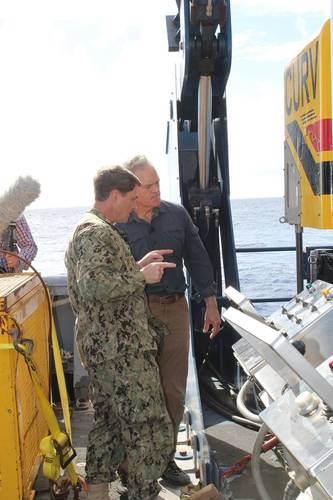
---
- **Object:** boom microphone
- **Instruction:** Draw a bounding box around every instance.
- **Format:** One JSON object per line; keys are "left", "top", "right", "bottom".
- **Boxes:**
{"left": 0, "top": 176, "right": 41, "bottom": 236}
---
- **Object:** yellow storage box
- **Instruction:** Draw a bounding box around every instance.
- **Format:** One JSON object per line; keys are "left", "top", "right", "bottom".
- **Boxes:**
{"left": 0, "top": 273, "right": 50, "bottom": 500}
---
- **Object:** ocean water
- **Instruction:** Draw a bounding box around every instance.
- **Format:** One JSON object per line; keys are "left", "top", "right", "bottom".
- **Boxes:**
{"left": 25, "top": 198, "right": 333, "bottom": 315}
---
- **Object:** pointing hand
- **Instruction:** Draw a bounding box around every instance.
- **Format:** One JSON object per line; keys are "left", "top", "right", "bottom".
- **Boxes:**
{"left": 137, "top": 249, "right": 174, "bottom": 269}
{"left": 141, "top": 261, "right": 176, "bottom": 284}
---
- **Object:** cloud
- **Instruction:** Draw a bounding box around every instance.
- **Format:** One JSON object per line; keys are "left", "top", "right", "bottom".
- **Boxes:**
{"left": 1, "top": 0, "right": 177, "bottom": 21}
{"left": 233, "top": 10, "right": 327, "bottom": 63}
{"left": 0, "top": 0, "right": 329, "bottom": 208}
{"left": 0, "top": 2, "right": 176, "bottom": 208}
{"left": 228, "top": 1, "right": 329, "bottom": 198}
{"left": 233, "top": 31, "right": 310, "bottom": 62}
{"left": 228, "top": 81, "right": 285, "bottom": 198}
{"left": 233, "top": 0, "right": 330, "bottom": 17}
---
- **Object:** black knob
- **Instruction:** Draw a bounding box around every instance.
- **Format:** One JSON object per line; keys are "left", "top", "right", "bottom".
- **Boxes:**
{"left": 291, "top": 340, "right": 306, "bottom": 356}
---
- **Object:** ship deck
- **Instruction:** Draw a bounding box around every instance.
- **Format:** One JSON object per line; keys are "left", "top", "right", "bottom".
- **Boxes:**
{"left": 35, "top": 278, "right": 304, "bottom": 500}
{"left": 34, "top": 403, "right": 291, "bottom": 500}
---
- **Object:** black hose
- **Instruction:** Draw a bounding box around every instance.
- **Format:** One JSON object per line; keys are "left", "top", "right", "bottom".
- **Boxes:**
{"left": 197, "top": 327, "right": 237, "bottom": 395}
{"left": 202, "top": 391, "right": 261, "bottom": 430}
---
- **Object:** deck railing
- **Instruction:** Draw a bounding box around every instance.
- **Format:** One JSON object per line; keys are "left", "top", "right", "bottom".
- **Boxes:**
{"left": 233, "top": 244, "right": 333, "bottom": 305}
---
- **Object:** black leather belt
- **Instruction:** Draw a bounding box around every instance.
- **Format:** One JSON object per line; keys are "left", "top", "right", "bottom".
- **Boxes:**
{"left": 148, "top": 293, "right": 184, "bottom": 304}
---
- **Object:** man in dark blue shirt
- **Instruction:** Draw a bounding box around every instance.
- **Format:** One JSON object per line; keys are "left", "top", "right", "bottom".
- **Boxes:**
{"left": 118, "top": 155, "right": 221, "bottom": 487}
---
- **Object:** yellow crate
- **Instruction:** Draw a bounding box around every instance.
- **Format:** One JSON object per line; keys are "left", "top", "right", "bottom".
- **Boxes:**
{"left": 0, "top": 273, "right": 50, "bottom": 500}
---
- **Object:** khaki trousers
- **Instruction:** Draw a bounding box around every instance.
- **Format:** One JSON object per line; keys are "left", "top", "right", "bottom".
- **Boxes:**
{"left": 148, "top": 296, "right": 190, "bottom": 451}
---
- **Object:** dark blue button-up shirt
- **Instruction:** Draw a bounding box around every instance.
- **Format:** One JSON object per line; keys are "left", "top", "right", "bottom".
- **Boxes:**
{"left": 117, "top": 200, "right": 216, "bottom": 298}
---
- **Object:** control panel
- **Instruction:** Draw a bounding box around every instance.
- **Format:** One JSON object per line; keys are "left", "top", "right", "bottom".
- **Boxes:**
{"left": 224, "top": 300, "right": 333, "bottom": 499}
{"left": 228, "top": 281, "right": 333, "bottom": 400}
{"left": 268, "top": 280, "right": 333, "bottom": 366}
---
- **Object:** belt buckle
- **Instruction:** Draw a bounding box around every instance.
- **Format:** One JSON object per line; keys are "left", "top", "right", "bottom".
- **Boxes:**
{"left": 149, "top": 293, "right": 181, "bottom": 304}
{"left": 159, "top": 295, "right": 171, "bottom": 304}
{"left": 164, "top": 294, "right": 180, "bottom": 304}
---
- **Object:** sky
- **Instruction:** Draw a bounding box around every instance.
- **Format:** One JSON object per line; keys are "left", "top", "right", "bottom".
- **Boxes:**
{"left": 0, "top": 0, "right": 331, "bottom": 209}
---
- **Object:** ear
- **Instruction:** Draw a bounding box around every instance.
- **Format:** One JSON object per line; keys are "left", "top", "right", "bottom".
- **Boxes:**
{"left": 109, "top": 189, "right": 120, "bottom": 203}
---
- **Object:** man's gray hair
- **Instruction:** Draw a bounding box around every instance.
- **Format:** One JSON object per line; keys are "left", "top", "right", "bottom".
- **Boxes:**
{"left": 124, "top": 155, "right": 153, "bottom": 174}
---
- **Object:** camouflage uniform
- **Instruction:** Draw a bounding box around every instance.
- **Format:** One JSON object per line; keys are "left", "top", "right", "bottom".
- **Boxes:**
{"left": 65, "top": 208, "right": 173, "bottom": 500}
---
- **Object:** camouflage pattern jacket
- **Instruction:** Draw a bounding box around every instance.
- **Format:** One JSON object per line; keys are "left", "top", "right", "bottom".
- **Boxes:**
{"left": 65, "top": 208, "right": 167, "bottom": 366}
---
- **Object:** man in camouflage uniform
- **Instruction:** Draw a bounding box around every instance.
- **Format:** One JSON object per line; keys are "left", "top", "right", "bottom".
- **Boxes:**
{"left": 65, "top": 166, "right": 175, "bottom": 500}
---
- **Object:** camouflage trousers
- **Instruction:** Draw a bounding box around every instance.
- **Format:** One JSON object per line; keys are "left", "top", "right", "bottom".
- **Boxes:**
{"left": 85, "top": 350, "right": 173, "bottom": 500}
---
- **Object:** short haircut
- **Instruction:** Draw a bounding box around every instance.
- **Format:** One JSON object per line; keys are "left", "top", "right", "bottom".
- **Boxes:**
{"left": 94, "top": 165, "right": 141, "bottom": 201}
{"left": 124, "top": 154, "right": 153, "bottom": 174}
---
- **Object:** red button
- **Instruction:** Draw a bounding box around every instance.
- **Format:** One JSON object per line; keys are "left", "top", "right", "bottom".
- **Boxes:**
{"left": 329, "top": 360, "right": 333, "bottom": 370}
